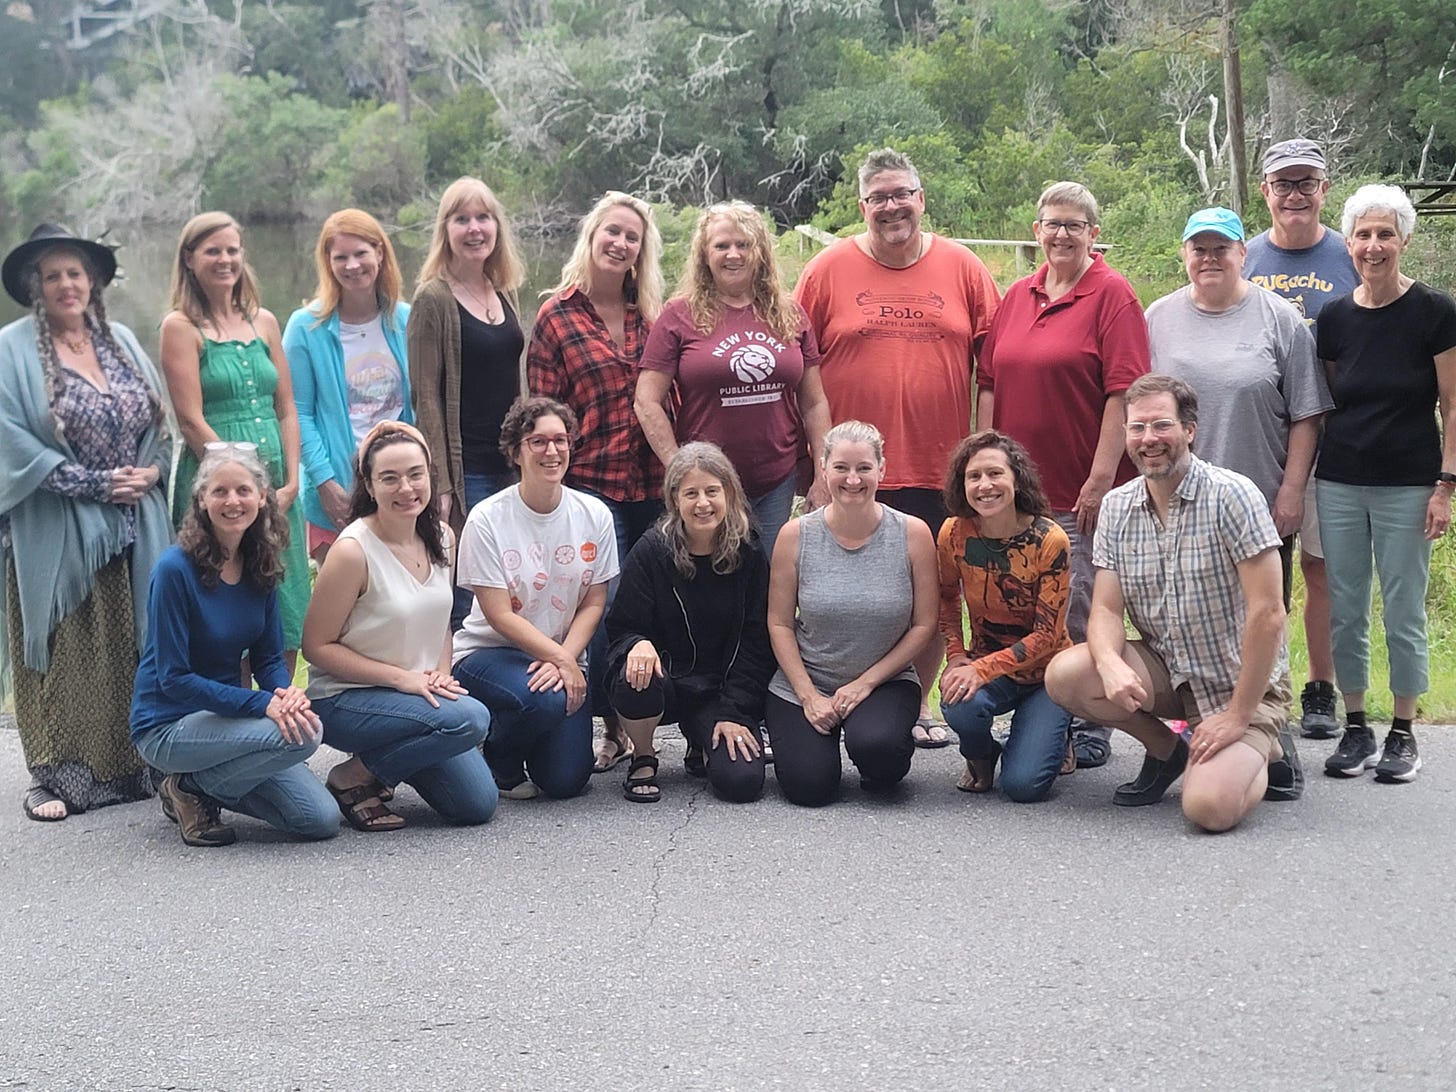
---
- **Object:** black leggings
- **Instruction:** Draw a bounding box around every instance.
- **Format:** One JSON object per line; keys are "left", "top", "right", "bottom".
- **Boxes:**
{"left": 609, "top": 670, "right": 765, "bottom": 803}
{"left": 765, "top": 679, "right": 920, "bottom": 807}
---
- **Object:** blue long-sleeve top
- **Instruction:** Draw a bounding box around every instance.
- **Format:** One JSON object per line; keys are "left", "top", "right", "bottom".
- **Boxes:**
{"left": 129, "top": 545, "right": 290, "bottom": 738}
{"left": 282, "top": 301, "right": 412, "bottom": 531}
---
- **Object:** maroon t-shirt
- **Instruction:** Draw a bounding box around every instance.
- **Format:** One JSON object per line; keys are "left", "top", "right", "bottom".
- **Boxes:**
{"left": 640, "top": 299, "right": 819, "bottom": 496}
{"left": 979, "top": 255, "right": 1150, "bottom": 511}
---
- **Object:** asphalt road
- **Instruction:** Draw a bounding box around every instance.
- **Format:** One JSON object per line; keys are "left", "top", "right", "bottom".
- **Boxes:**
{"left": 2, "top": 718, "right": 1453, "bottom": 1091}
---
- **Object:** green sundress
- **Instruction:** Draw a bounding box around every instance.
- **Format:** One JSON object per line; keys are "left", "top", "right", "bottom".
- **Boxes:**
{"left": 172, "top": 333, "right": 310, "bottom": 647}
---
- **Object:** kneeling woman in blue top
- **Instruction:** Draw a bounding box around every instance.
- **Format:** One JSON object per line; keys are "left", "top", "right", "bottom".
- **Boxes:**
{"left": 605, "top": 442, "right": 774, "bottom": 804}
{"left": 130, "top": 444, "right": 337, "bottom": 846}
{"left": 452, "top": 397, "right": 619, "bottom": 800}
{"left": 303, "top": 421, "right": 497, "bottom": 831}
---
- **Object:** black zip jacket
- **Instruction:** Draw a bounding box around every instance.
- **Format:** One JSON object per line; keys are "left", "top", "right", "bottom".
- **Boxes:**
{"left": 604, "top": 527, "right": 773, "bottom": 728}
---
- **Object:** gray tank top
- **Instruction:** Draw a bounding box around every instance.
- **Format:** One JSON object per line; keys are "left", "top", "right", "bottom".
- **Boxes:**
{"left": 768, "top": 506, "right": 918, "bottom": 705}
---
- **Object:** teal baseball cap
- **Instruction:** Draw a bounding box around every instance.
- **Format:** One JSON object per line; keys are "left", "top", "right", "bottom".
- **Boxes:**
{"left": 1181, "top": 206, "right": 1245, "bottom": 242}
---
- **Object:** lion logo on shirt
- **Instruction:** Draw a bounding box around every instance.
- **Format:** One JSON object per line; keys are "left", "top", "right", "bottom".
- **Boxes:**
{"left": 729, "top": 344, "right": 776, "bottom": 384}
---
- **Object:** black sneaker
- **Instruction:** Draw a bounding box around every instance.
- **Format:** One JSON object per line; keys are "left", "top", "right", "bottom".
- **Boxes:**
{"left": 1264, "top": 725, "right": 1305, "bottom": 801}
{"left": 1323, "top": 725, "right": 1378, "bottom": 778}
{"left": 1113, "top": 737, "right": 1188, "bottom": 807}
{"left": 1299, "top": 680, "right": 1339, "bottom": 739}
{"left": 1374, "top": 729, "right": 1421, "bottom": 783}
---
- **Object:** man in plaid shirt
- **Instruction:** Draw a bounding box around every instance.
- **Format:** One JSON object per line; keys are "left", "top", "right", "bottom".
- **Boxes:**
{"left": 1045, "top": 374, "right": 1296, "bottom": 831}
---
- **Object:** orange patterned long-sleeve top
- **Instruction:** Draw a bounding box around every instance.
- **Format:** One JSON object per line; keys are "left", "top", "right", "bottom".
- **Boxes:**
{"left": 936, "top": 514, "right": 1071, "bottom": 686}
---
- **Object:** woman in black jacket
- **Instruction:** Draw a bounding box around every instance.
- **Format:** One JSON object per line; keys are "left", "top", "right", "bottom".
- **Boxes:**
{"left": 605, "top": 442, "right": 773, "bottom": 802}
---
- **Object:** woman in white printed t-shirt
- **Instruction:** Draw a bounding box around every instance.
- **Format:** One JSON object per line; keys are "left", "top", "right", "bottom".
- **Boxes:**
{"left": 452, "top": 396, "right": 619, "bottom": 799}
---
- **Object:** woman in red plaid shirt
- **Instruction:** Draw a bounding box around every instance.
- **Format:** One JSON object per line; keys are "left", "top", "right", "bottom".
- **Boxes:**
{"left": 528, "top": 191, "right": 666, "bottom": 774}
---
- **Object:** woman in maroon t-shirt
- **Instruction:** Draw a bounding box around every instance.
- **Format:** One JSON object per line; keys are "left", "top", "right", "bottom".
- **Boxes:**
{"left": 635, "top": 200, "right": 831, "bottom": 557}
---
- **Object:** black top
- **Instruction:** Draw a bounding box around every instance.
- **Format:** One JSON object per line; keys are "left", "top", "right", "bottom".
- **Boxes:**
{"left": 458, "top": 298, "right": 524, "bottom": 476}
{"left": 1316, "top": 282, "right": 1456, "bottom": 487}
{"left": 604, "top": 526, "right": 774, "bottom": 729}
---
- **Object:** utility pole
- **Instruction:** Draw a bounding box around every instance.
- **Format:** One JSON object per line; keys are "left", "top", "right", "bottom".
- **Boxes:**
{"left": 1222, "top": 0, "right": 1247, "bottom": 215}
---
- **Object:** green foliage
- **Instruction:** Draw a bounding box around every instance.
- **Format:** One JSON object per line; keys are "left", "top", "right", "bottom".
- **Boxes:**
{"left": 204, "top": 74, "right": 346, "bottom": 221}
{"left": 314, "top": 103, "right": 426, "bottom": 217}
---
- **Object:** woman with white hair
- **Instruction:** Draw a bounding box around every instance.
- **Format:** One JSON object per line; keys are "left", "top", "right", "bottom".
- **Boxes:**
{"left": 1316, "top": 184, "right": 1456, "bottom": 784}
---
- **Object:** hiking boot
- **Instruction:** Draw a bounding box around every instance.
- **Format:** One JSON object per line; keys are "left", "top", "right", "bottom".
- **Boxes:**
{"left": 1299, "top": 680, "right": 1339, "bottom": 739}
{"left": 159, "top": 774, "right": 236, "bottom": 847}
{"left": 1264, "top": 725, "right": 1305, "bottom": 801}
{"left": 1323, "top": 725, "right": 1378, "bottom": 778}
{"left": 1373, "top": 729, "right": 1421, "bottom": 783}
{"left": 1113, "top": 736, "right": 1188, "bottom": 807}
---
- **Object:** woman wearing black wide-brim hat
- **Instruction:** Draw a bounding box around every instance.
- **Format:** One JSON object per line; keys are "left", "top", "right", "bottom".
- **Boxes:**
{"left": 0, "top": 223, "right": 174, "bottom": 821}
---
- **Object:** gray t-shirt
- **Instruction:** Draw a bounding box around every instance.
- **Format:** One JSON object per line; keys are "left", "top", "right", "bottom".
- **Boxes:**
{"left": 1244, "top": 228, "right": 1359, "bottom": 327}
{"left": 768, "top": 506, "right": 918, "bottom": 704}
{"left": 1146, "top": 285, "right": 1332, "bottom": 506}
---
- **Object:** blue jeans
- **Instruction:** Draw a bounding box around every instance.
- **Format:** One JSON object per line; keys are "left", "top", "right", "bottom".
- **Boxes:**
{"left": 578, "top": 489, "right": 661, "bottom": 718}
{"left": 134, "top": 713, "right": 338, "bottom": 839}
{"left": 942, "top": 677, "right": 1071, "bottom": 803}
{"left": 453, "top": 471, "right": 509, "bottom": 629}
{"left": 750, "top": 474, "right": 796, "bottom": 559}
{"left": 1316, "top": 480, "right": 1432, "bottom": 696}
{"left": 453, "top": 646, "right": 594, "bottom": 798}
{"left": 312, "top": 687, "right": 498, "bottom": 825}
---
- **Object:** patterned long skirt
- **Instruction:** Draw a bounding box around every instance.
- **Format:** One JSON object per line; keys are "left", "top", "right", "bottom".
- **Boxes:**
{"left": 7, "top": 555, "right": 154, "bottom": 810}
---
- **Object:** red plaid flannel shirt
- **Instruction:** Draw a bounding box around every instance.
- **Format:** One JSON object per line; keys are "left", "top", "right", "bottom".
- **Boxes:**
{"left": 527, "top": 287, "right": 663, "bottom": 503}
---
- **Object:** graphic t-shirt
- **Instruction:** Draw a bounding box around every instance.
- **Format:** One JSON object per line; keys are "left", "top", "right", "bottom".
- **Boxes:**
{"left": 339, "top": 314, "right": 406, "bottom": 447}
{"left": 1244, "top": 229, "right": 1359, "bottom": 328}
{"left": 453, "top": 484, "right": 619, "bottom": 665}
{"left": 640, "top": 299, "right": 818, "bottom": 497}
{"left": 795, "top": 235, "right": 1000, "bottom": 490}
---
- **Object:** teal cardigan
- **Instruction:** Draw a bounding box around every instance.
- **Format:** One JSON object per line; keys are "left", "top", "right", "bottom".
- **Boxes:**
{"left": 0, "top": 316, "right": 174, "bottom": 695}
{"left": 282, "top": 301, "right": 412, "bottom": 531}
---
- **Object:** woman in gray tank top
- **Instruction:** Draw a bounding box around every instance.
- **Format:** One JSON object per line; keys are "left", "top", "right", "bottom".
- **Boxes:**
{"left": 766, "top": 421, "right": 939, "bottom": 805}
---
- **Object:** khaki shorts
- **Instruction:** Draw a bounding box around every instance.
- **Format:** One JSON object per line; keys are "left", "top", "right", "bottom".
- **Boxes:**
{"left": 1299, "top": 477, "right": 1322, "bottom": 559}
{"left": 1125, "top": 641, "right": 1291, "bottom": 761}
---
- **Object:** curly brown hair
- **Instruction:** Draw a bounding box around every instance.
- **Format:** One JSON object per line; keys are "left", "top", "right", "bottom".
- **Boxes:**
{"left": 497, "top": 395, "right": 579, "bottom": 468}
{"left": 178, "top": 446, "right": 288, "bottom": 590}
{"left": 942, "top": 430, "right": 1051, "bottom": 521}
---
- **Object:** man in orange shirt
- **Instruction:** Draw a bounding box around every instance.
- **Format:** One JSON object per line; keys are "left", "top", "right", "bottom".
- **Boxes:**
{"left": 796, "top": 148, "right": 1001, "bottom": 744}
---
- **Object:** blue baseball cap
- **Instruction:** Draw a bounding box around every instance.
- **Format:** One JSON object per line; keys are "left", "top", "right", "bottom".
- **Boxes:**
{"left": 1181, "top": 207, "right": 1245, "bottom": 242}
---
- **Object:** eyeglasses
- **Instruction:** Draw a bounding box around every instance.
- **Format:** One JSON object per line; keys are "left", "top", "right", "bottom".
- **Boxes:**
{"left": 523, "top": 434, "right": 572, "bottom": 453}
{"left": 861, "top": 188, "right": 921, "bottom": 209}
{"left": 1267, "top": 177, "right": 1324, "bottom": 196}
{"left": 1124, "top": 419, "right": 1181, "bottom": 439}
{"left": 373, "top": 468, "right": 430, "bottom": 489}
{"left": 204, "top": 441, "right": 258, "bottom": 454}
{"left": 1037, "top": 219, "right": 1091, "bottom": 237}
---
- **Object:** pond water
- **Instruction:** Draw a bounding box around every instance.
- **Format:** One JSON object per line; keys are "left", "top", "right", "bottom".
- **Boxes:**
{"left": 0, "top": 222, "right": 573, "bottom": 360}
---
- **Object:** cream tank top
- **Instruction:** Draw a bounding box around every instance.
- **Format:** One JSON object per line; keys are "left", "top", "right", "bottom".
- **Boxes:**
{"left": 307, "top": 520, "right": 453, "bottom": 699}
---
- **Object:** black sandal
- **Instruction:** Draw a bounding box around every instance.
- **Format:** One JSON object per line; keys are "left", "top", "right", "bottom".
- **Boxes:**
{"left": 623, "top": 755, "right": 661, "bottom": 803}
{"left": 683, "top": 743, "right": 706, "bottom": 778}
{"left": 22, "top": 785, "right": 68, "bottom": 822}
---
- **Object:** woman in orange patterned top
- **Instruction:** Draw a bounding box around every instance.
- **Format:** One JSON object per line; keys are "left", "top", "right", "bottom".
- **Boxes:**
{"left": 937, "top": 431, "right": 1072, "bottom": 800}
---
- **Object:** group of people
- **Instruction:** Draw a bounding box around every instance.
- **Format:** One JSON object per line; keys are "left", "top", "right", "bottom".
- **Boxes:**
{"left": 2, "top": 138, "right": 1451, "bottom": 842}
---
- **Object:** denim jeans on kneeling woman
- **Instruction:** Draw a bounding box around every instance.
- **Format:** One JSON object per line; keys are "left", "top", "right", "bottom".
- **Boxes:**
{"left": 312, "top": 686, "right": 497, "bottom": 825}
{"left": 942, "top": 676, "right": 1071, "bottom": 803}
{"left": 453, "top": 645, "right": 594, "bottom": 799}
{"left": 134, "top": 712, "right": 338, "bottom": 839}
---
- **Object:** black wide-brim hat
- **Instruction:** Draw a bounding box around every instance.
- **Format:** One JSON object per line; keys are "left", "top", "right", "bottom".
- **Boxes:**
{"left": 2, "top": 222, "right": 119, "bottom": 307}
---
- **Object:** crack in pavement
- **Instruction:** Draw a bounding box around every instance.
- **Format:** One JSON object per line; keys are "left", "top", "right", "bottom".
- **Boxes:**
{"left": 644, "top": 779, "right": 706, "bottom": 931}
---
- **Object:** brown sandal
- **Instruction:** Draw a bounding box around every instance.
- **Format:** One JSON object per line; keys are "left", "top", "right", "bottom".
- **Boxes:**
{"left": 955, "top": 758, "right": 997, "bottom": 794}
{"left": 1059, "top": 736, "right": 1077, "bottom": 776}
{"left": 328, "top": 781, "right": 406, "bottom": 832}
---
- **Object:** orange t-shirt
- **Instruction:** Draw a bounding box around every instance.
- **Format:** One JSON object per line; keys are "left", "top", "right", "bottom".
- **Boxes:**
{"left": 795, "top": 236, "right": 1001, "bottom": 490}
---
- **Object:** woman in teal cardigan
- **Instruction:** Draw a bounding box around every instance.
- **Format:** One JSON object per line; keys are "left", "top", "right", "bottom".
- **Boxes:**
{"left": 283, "top": 209, "right": 412, "bottom": 559}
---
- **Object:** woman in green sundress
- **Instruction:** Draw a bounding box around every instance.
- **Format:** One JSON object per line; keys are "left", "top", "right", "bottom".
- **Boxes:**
{"left": 160, "top": 212, "right": 309, "bottom": 667}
